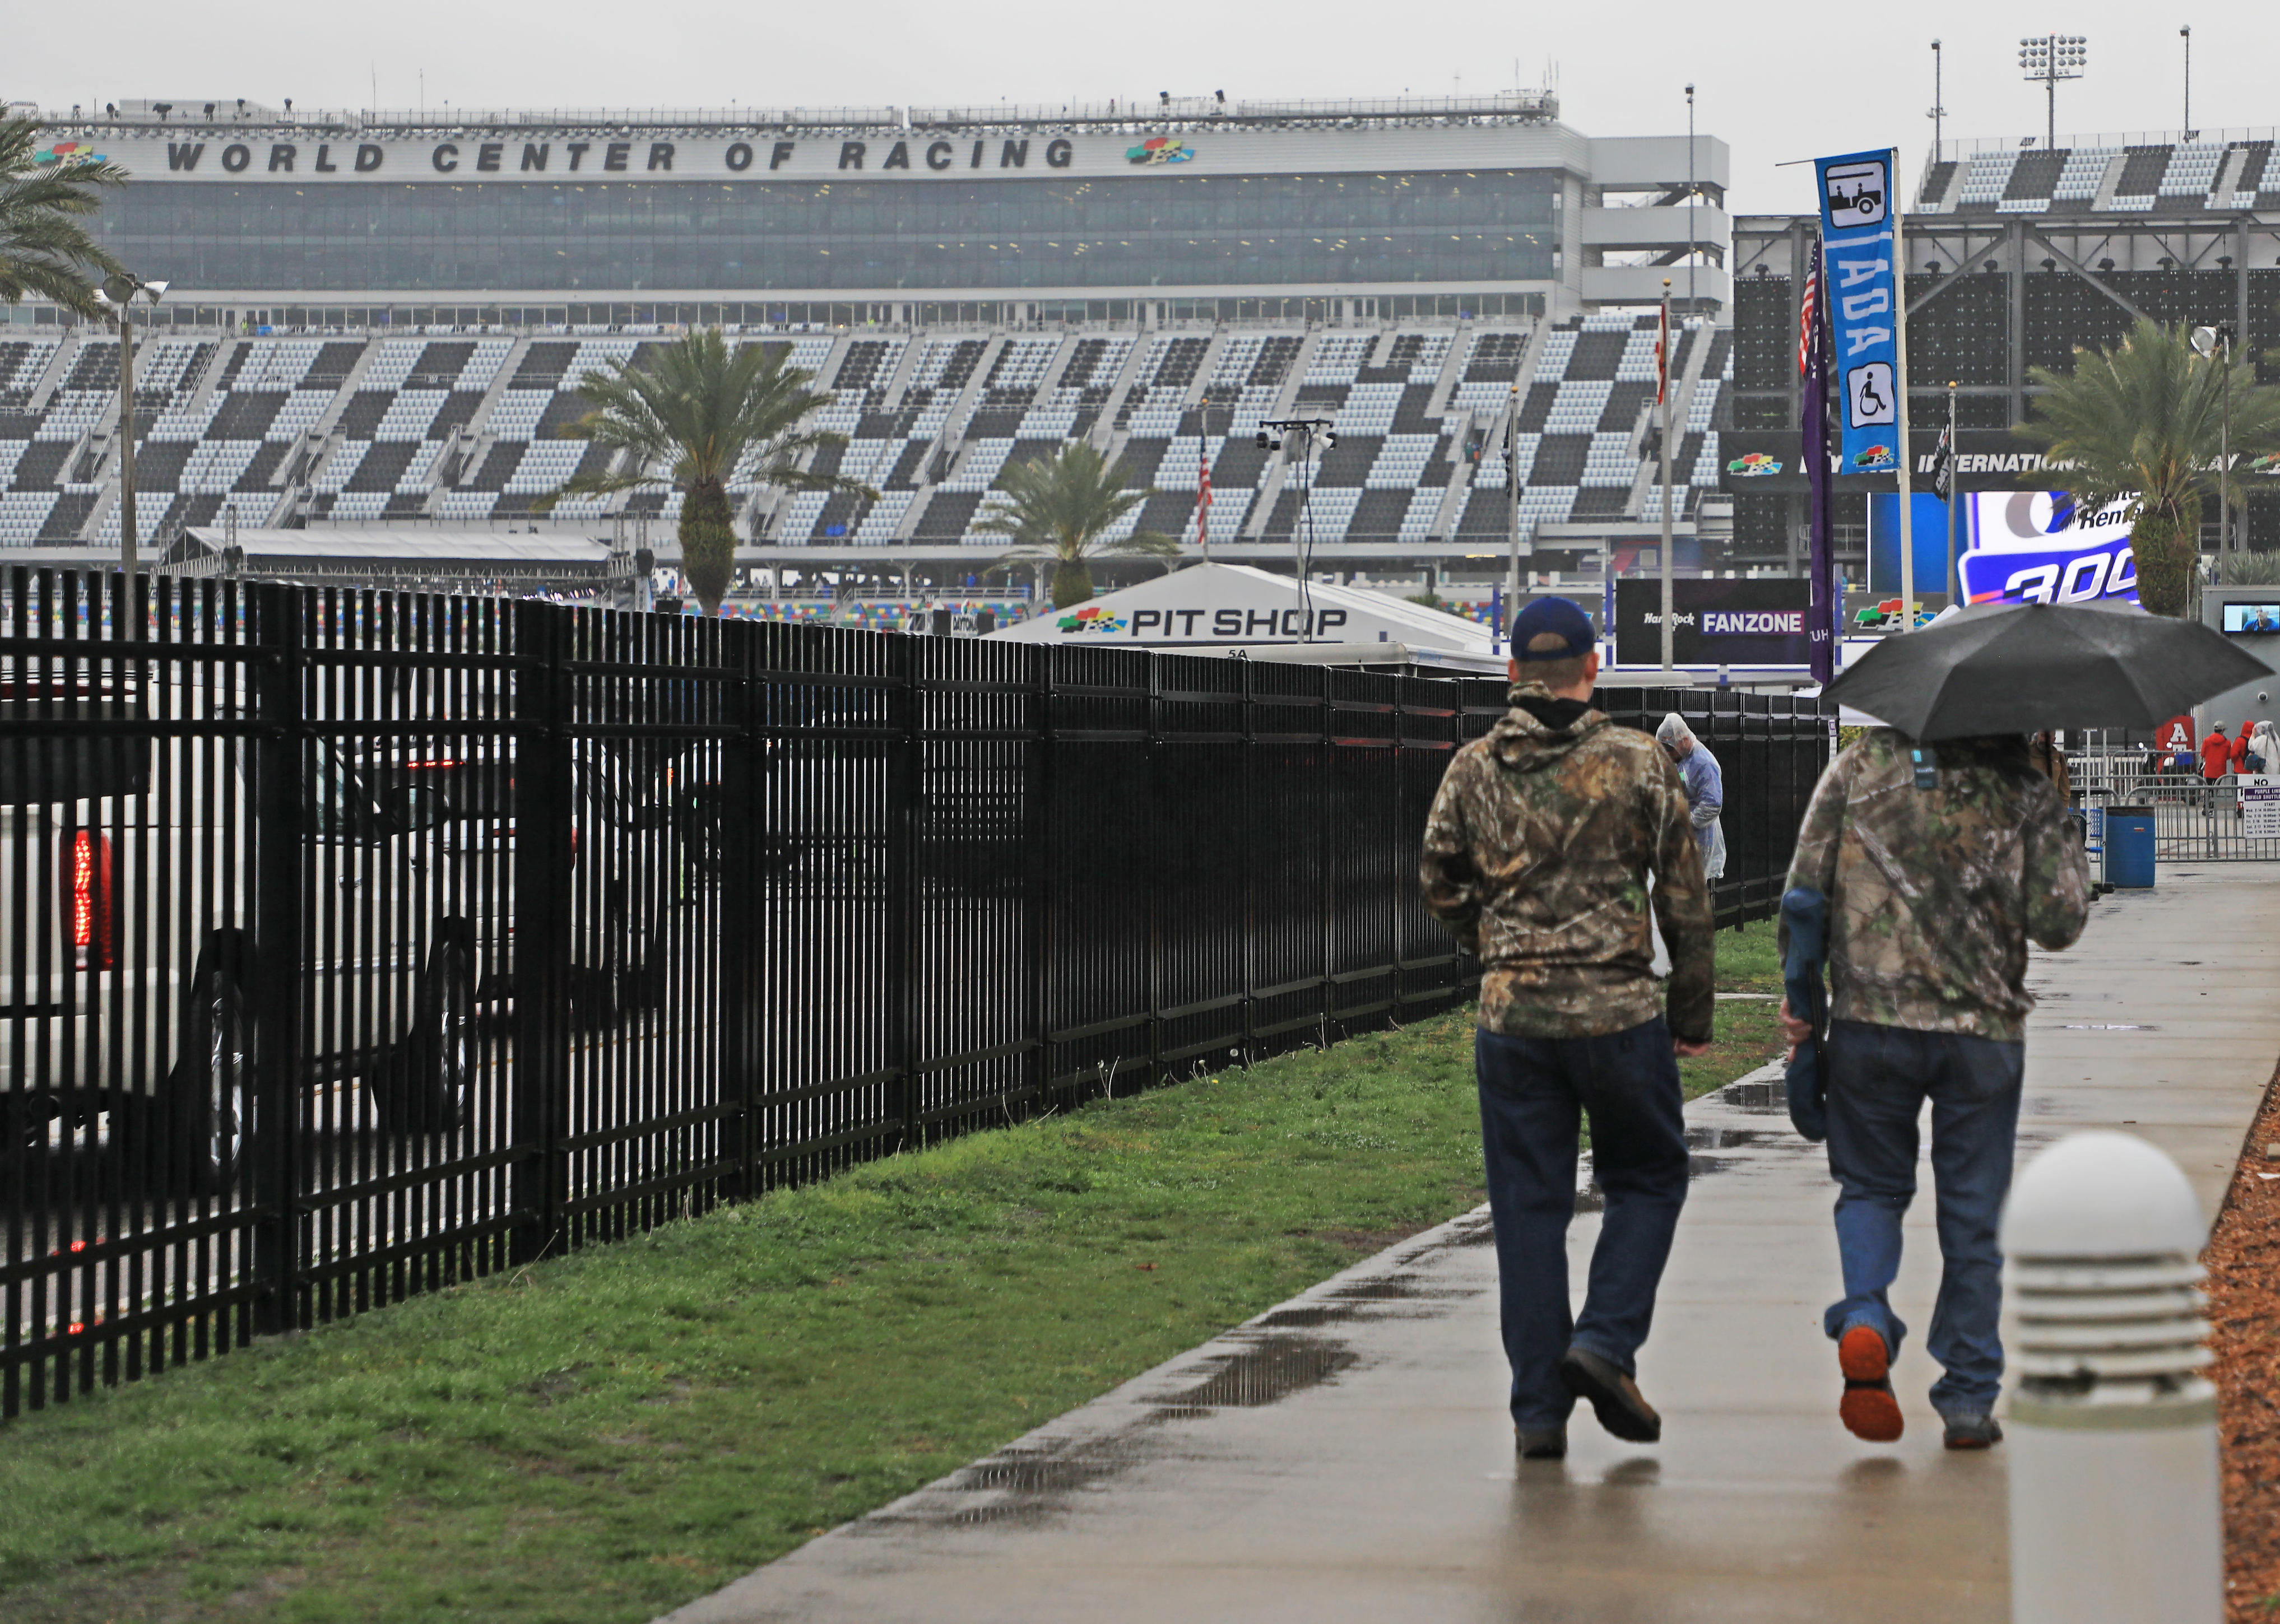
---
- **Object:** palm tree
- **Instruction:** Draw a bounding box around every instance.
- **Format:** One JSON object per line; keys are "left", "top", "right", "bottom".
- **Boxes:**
{"left": 537, "top": 329, "right": 876, "bottom": 616}
{"left": 0, "top": 118, "right": 131, "bottom": 318}
{"left": 973, "top": 441, "right": 1179, "bottom": 607}
{"left": 2013, "top": 317, "right": 2280, "bottom": 617}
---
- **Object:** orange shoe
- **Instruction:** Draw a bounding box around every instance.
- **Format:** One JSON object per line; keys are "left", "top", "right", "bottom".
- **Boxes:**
{"left": 1837, "top": 1325, "right": 1903, "bottom": 1443}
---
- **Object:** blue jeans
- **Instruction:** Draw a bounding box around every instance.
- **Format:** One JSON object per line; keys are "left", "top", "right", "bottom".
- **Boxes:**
{"left": 1475, "top": 1020, "right": 1690, "bottom": 1430}
{"left": 1822, "top": 1020, "right": 2025, "bottom": 1417}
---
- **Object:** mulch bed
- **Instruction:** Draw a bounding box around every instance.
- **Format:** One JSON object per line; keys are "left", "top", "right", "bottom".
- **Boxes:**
{"left": 2210, "top": 1068, "right": 2280, "bottom": 1621}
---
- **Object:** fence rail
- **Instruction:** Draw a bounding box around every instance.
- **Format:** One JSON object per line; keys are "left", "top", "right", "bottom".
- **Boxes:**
{"left": 1, "top": 570, "right": 1831, "bottom": 1417}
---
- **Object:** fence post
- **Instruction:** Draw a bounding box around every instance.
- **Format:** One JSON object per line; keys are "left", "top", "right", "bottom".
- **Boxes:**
{"left": 721, "top": 618, "right": 760, "bottom": 1200}
{"left": 1145, "top": 649, "right": 1164, "bottom": 1086}
{"left": 885, "top": 632, "right": 918, "bottom": 1147}
{"left": 1023, "top": 645, "right": 1053, "bottom": 1111}
{"left": 510, "top": 601, "right": 573, "bottom": 1264}
{"left": 250, "top": 583, "right": 305, "bottom": 1336}
{"left": 1317, "top": 664, "right": 1334, "bottom": 1048}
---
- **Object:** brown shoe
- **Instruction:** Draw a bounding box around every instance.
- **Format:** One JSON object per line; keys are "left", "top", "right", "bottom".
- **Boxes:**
{"left": 1558, "top": 1347, "right": 1662, "bottom": 1443}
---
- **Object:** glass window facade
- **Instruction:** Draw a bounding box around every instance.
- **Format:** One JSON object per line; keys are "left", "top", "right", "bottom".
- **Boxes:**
{"left": 96, "top": 169, "right": 1558, "bottom": 292}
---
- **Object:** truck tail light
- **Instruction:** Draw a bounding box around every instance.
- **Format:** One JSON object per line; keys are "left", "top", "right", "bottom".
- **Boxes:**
{"left": 67, "top": 829, "right": 114, "bottom": 972}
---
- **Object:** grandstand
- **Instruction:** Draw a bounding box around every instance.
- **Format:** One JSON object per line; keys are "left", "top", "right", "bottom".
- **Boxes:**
{"left": 6, "top": 94, "right": 1735, "bottom": 583}
{"left": 0, "top": 315, "right": 1731, "bottom": 573}
{"left": 1729, "top": 129, "right": 2280, "bottom": 571}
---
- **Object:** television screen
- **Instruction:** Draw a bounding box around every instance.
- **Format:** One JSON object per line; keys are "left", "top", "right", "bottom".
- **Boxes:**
{"left": 2223, "top": 604, "right": 2280, "bottom": 634}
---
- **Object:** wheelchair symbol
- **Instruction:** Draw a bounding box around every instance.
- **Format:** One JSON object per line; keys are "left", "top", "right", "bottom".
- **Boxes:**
{"left": 1847, "top": 362, "right": 1897, "bottom": 427}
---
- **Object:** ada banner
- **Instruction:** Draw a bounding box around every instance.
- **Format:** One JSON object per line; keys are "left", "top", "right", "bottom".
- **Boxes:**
{"left": 1958, "top": 490, "right": 2140, "bottom": 607}
{"left": 1614, "top": 579, "right": 1814, "bottom": 667}
{"left": 1815, "top": 150, "right": 1903, "bottom": 478}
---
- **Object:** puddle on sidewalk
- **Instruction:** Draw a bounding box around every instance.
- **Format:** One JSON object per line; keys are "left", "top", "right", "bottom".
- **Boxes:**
{"left": 1717, "top": 1077, "right": 1789, "bottom": 1113}
{"left": 889, "top": 1331, "right": 1367, "bottom": 1528}
{"left": 1155, "top": 1336, "right": 1360, "bottom": 1413}
{"left": 907, "top": 1438, "right": 1151, "bottom": 1527}
{"left": 1685, "top": 1125, "right": 1766, "bottom": 1151}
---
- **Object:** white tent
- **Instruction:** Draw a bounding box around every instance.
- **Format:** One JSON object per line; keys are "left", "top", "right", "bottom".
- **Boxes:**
{"left": 987, "top": 563, "right": 1504, "bottom": 666}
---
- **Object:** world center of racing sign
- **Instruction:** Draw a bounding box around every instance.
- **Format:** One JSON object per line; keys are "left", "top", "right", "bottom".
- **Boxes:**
{"left": 80, "top": 120, "right": 1564, "bottom": 184}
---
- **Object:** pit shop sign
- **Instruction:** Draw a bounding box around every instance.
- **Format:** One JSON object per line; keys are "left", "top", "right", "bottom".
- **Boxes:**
{"left": 1958, "top": 490, "right": 2140, "bottom": 607}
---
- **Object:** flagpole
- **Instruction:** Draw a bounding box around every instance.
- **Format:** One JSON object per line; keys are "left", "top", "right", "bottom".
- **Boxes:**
{"left": 1892, "top": 146, "right": 1916, "bottom": 631}
{"left": 1945, "top": 380, "right": 1959, "bottom": 601}
{"left": 1506, "top": 375, "right": 1522, "bottom": 636}
{"left": 1802, "top": 241, "right": 1835, "bottom": 686}
{"left": 1660, "top": 279, "right": 1675, "bottom": 672}
{"left": 1197, "top": 394, "right": 1211, "bottom": 560}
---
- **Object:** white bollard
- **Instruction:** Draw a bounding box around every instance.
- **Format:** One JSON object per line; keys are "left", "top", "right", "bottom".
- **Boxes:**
{"left": 2002, "top": 1132, "right": 2223, "bottom": 1624}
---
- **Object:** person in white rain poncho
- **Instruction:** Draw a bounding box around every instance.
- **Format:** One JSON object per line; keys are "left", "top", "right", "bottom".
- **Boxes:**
{"left": 1655, "top": 714, "right": 1725, "bottom": 881}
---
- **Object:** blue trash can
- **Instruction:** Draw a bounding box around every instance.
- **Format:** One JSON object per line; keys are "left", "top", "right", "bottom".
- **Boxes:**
{"left": 2105, "top": 805, "right": 2155, "bottom": 888}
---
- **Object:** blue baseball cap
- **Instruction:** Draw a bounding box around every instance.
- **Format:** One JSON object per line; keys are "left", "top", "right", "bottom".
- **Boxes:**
{"left": 1510, "top": 595, "right": 1595, "bottom": 661}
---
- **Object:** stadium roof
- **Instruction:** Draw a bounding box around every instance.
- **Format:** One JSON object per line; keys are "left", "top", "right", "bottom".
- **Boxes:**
{"left": 28, "top": 91, "right": 1562, "bottom": 138}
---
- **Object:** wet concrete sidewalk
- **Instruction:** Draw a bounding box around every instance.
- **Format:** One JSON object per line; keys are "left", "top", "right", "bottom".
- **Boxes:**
{"left": 662, "top": 867, "right": 2280, "bottom": 1624}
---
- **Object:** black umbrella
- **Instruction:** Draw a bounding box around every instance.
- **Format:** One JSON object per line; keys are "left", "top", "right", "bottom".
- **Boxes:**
{"left": 1821, "top": 600, "right": 2271, "bottom": 741}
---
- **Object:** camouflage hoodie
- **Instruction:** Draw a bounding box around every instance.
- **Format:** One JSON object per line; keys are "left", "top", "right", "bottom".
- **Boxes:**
{"left": 1420, "top": 682, "right": 1714, "bottom": 1043}
{"left": 1785, "top": 728, "right": 2089, "bottom": 1041}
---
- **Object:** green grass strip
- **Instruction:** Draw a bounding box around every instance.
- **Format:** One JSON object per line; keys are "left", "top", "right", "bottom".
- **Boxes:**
{"left": 1, "top": 924, "right": 1787, "bottom": 1623}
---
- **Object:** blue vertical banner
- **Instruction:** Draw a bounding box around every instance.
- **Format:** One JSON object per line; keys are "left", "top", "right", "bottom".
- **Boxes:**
{"left": 1815, "top": 150, "right": 1901, "bottom": 477}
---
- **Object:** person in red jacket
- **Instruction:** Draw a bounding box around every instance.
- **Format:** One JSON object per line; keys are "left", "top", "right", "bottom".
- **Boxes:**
{"left": 2200, "top": 722, "right": 2236, "bottom": 781}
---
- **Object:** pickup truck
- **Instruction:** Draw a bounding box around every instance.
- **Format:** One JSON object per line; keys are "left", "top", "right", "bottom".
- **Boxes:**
{"left": 1, "top": 671, "right": 695, "bottom": 1192}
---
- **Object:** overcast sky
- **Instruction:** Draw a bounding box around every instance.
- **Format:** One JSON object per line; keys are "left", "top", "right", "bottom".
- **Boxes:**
{"left": 11, "top": 0, "right": 2269, "bottom": 217}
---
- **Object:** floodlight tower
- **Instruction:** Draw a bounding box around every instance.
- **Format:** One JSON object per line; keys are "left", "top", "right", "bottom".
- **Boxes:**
{"left": 2018, "top": 35, "right": 2087, "bottom": 153}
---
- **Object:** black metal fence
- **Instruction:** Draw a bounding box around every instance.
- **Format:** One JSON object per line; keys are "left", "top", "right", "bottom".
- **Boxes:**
{"left": 1, "top": 571, "right": 1832, "bottom": 1416}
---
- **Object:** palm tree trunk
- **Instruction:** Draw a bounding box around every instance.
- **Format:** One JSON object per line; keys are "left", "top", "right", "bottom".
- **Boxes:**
{"left": 679, "top": 478, "right": 737, "bottom": 617}
{"left": 1050, "top": 558, "right": 1094, "bottom": 608}
{"left": 2130, "top": 500, "right": 2199, "bottom": 618}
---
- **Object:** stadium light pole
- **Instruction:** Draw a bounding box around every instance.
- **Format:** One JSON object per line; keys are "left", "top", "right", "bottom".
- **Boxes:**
{"left": 2018, "top": 35, "right": 2087, "bottom": 154}
{"left": 2180, "top": 26, "right": 2191, "bottom": 135}
{"left": 1685, "top": 85, "right": 1696, "bottom": 315}
{"left": 90, "top": 273, "right": 170, "bottom": 585}
{"left": 2193, "top": 324, "right": 2231, "bottom": 553}
{"left": 1930, "top": 40, "right": 1945, "bottom": 161}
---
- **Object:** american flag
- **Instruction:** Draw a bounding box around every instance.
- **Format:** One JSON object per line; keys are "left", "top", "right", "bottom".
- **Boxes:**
{"left": 1196, "top": 430, "right": 1211, "bottom": 555}
{"left": 1798, "top": 258, "right": 1821, "bottom": 378}
{"left": 1655, "top": 302, "right": 1670, "bottom": 405}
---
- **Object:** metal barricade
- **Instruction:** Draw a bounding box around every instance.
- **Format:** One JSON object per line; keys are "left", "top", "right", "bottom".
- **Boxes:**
{"left": 2070, "top": 752, "right": 2280, "bottom": 862}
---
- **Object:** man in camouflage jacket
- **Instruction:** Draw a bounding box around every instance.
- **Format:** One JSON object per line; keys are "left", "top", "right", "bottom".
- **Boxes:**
{"left": 1420, "top": 596, "right": 1713, "bottom": 1459}
{"left": 1781, "top": 728, "right": 2089, "bottom": 1450}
